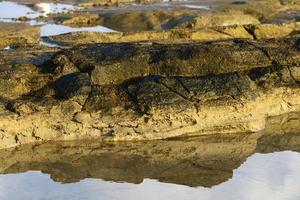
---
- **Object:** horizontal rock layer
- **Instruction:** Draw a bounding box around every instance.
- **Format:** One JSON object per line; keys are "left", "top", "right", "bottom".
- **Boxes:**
{"left": 53, "top": 37, "right": 300, "bottom": 85}
{"left": 0, "top": 36, "right": 299, "bottom": 149}
{"left": 45, "top": 22, "right": 300, "bottom": 46}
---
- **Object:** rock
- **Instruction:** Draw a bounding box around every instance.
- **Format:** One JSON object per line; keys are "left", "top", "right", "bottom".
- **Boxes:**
{"left": 45, "top": 22, "right": 300, "bottom": 46}
{"left": 45, "top": 27, "right": 252, "bottom": 46}
{"left": 90, "top": 57, "right": 150, "bottom": 86}
{"left": 73, "top": 111, "right": 92, "bottom": 123}
{"left": 96, "top": 10, "right": 197, "bottom": 32}
{"left": 0, "top": 45, "right": 59, "bottom": 66}
{"left": 83, "top": 85, "right": 132, "bottom": 113}
{"left": 248, "top": 23, "right": 297, "bottom": 39}
{"left": 0, "top": 22, "right": 40, "bottom": 48}
{"left": 0, "top": 6, "right": 300, "bottom": 150}
{"left": 0, "top": 64, "right": 52, "bottom": 99}
{"left": 180, "top": 14, "right": 260, "bottom": 29}
{"left": 63, "top": 14, "right": 101, "bottom": 27}
{"left": 55, "top": 37, "right": 299, "bottom": 85}
{"left": 54, "top": 73, "right": 92, "bottom": 104}
{"left": 78, "top": 0, "right": 161, "bottom": 8}
{"left": 51, "top": 54, "right": 79, "bottom": 75}
{"left": 220, "top": 0, "right": 300, "bottom": 22}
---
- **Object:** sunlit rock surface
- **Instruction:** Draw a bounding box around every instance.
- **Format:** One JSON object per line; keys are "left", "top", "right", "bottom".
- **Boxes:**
{"left": 0, "top": 0, "right": 300, "bottom": 149}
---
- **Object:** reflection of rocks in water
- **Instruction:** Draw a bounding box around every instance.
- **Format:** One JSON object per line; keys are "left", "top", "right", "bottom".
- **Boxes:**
{"left": 0, "top": 132, "right": 259, "bottom": 187}
{"left": 0, "top": 112, "right": 299, "bottom": 187}
{"left": 256, "top": 112, "right": 300, "bottom": 153}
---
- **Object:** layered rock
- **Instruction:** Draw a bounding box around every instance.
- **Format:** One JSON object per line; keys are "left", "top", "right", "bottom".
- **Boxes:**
{"left": 45, "top": 22, "right": 300, "bottom": 46}
{"left": 0, "top": 36, "right": 299, "bottom": 149}
{"left": 0, "top": 0, "right": 300, "bottom": 149}
{"left": 52, "top": 37, "right": 300, "bottom": 85}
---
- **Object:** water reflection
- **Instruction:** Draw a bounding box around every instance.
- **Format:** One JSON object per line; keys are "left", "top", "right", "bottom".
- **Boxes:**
{"left": 40, "top": 24, "right": 116, "bottom": 37}
{"left": 182, "top": 5, "right": 210, "bottom": 10}
{"left": 35, "top": 3, "right": 79, "bottom": 16}
{"left": 0, "top": 1, "right": 40, "bottom": 19}
{"left": 0, "top": 1, "right": 79, "bottom": 20}
{"left": 0, "top": 112, "right": 299, "bottom": 200}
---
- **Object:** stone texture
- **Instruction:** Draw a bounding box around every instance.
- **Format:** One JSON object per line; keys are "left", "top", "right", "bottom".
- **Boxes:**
{"left": 0, "top": 22, "right": 40, "bottom": 48}
{"left": 179, "top": 14, "right": 260, "bottom": 29}
{"left": 54, "top": 73, "right": 92, "bottom": 104}
{"left": 54, "top": 37, "right": 300, "bottom": 85}
{"left": 1, "top": 0, "right": 300, "bottom": 149}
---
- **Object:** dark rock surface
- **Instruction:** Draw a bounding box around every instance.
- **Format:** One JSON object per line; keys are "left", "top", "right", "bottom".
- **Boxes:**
{"left": 52, "top": 37, "right": 300, "bottom": 86}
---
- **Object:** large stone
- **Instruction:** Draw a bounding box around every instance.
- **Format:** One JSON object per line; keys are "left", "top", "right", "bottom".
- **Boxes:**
{"left": 54, "top": 73, "right": 92, "bottom": 103}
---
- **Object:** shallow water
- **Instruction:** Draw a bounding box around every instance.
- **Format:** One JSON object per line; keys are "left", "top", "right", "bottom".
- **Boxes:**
{"left": 40, "top": 24, "right": 117, "bottom": 37}
{"left": 0, "top": 1, "right": 39, "bottom": 19}
{"left": 35, "top": 2, "right": 79, "bottom": 16}
{"left": 0, "top": 110, "right": 300, "bottom": 200}
{"left": 1, "top": 151, "right": 300, "bottom": 200}
{"left": 0, "top": 1, "right": 78, "bottom": 20}
{"left": 0, "top": 0, "right": 213, "bottom": 38}
{"left": 0, "top": 0, "right": 117, "bottom": 38}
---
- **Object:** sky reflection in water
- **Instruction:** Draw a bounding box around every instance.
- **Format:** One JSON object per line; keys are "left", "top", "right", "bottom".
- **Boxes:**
{"left": 0, "top": 151, "right": 300, "bottom": 200}
{"left": 40, "top": 24, "right": 116, "bottom": 37}
{"left": 0, "top": 1, "right": 79, "bottom": 19}
{"left": 0, "top": 1, "right": 116, "bottom": 39}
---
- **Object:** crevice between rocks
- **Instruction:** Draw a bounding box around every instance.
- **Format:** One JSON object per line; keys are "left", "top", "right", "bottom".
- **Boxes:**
{"left": 157, "top": 78, "right": 201, "bottom": 114}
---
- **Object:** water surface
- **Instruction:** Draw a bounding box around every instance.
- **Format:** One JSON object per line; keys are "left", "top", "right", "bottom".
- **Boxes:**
{"left": 0, "top": 111, "right": 300, "bottom": 200}
{"left": 1, "top": 151, "right": 300, "bottom": 200}
{"left": 40, "top": 24, "right": 116, "bottom": 37}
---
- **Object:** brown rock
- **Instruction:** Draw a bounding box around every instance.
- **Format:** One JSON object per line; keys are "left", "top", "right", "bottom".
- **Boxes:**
{"left": 0, "top": 22, "right": 40, "bottom": 48}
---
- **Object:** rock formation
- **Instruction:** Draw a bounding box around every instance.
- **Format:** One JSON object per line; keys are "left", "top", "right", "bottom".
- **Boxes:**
{"left": 0, "top": 0, "right": 300, "bottom": 149}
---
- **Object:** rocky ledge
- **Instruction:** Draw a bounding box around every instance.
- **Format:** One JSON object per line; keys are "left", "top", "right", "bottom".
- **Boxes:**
{"left": 0, "top": 35, "right": 299, "bottom": 149}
